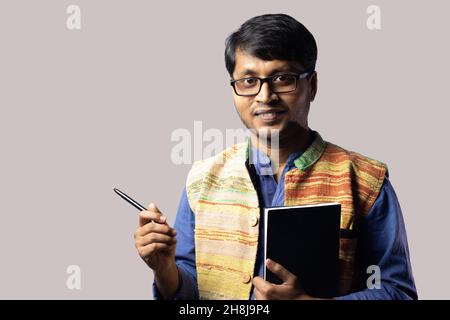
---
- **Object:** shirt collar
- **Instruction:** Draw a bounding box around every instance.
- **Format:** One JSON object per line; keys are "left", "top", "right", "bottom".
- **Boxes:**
{"left": 246, "top": 129, "right": 326, "bottom": 174}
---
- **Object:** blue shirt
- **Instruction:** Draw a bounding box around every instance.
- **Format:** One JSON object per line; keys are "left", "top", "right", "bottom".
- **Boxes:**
{"left": 153, "top": 146, "right": 417, "bottom": 300}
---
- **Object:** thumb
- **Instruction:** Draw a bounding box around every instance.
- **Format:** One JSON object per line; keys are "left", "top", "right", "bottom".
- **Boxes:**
{"left": 146, "top": 202, "right": 167, "bottom": 224}
{"left": 148, "top": 202, "right": 162, "bottom": 214}
{"left": 138, "top": 203, "right": 165, "bottom": 226}
{"left": 266, "top": 259, "right": 297, "bottom": 284}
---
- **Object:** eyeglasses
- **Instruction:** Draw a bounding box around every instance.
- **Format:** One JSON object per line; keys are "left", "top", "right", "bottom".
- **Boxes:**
{"left": 230, "top": 71, "right": 313, "bottom": 97}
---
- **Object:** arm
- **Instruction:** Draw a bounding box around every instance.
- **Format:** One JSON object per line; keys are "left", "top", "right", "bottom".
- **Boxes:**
{"left": 153, "top": 188, "right": 199, "bottom": 300}
{"left": 335, "top": 177, "right": 417, "bottom": 300}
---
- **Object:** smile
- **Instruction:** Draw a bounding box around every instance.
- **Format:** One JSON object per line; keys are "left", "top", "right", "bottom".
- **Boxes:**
{"left": 254, "top": 109, "right": 287, "bottom": 121}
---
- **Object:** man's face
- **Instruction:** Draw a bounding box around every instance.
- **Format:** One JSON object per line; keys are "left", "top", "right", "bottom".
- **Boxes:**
{"left": 231, "top": 49, "right": 317, "bottom": 141}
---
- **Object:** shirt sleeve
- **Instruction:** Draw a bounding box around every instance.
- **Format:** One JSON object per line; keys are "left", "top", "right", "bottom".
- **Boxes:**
{"left": 152, "top": 188, "right": 199, "bottom": 300}
{"left": 335, "top": 177, "right": 418, "bottom": 300}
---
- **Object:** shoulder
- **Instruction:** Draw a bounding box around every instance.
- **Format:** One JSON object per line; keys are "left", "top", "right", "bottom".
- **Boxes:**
{"left": 186, "top": 142, "right": 247, "bottom": 185}
{"left": 184, "top": 142, "right": 250, "bottom": 212}
{"left": 324, "top": 141, "right": 388, "bottom": 179}
{"left": 323, "top": 141, "right": 389, "bottom": 214}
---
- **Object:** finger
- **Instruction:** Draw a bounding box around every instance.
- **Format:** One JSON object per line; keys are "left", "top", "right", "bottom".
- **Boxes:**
{"left": 143, "top": 221, "right": 176, "bottom": 235}
{"left": 138, "top": 232, "right": 177, "bottom": 246}
{"left": 148, "top": 202, "right": 162, "bottom": 214}
{"left": 139, "top": 207, "right": 166, "bottom": 226}
{"left": 253, "top": 287, "right": 265, "bottom": 300}
{"left": 252, "top": 276, "right": 268, "bottom": 291}
{"left": 138, "top": 242, "right": 174, "bottom": 257}
{"left": 252, "top": 277, "right": 275, "bottom": 299}
{"left": 266, "top": 259, "right": 297, "bottom": 284}
{"left": 135, "top": 222, "right": 177, "bottom": 238}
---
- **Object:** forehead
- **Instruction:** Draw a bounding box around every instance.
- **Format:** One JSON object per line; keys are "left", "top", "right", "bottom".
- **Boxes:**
{"left": 233, "top": 49, "right": 303, "bottom": 78}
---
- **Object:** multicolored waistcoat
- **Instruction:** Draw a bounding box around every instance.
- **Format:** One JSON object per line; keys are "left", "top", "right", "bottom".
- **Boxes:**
{"left": 186, "top": 131, "right": 387, "bottom": 299}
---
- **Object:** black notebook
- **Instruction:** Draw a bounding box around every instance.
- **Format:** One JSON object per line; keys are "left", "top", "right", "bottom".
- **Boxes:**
{"left": 263, "top": 202, "right": 341, "bottom": 298}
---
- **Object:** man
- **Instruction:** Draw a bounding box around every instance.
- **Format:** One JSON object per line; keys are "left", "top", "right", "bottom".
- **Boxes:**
{"left": 133, "top": 13, "right": 417, "bottom": 300}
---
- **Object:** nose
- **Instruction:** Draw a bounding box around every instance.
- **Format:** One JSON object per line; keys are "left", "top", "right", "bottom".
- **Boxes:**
{"left": 255, "top": 81, "right": 278, "bottom": 104}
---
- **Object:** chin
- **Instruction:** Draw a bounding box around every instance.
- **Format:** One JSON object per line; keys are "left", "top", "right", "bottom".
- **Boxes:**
{"left": 253, "top": 124, "right": 286, "bottom": 141}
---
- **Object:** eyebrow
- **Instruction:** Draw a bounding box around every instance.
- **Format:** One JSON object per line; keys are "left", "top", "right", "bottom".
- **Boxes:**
{"left": 236, "top": 67, "right": 303, "bottom": 78}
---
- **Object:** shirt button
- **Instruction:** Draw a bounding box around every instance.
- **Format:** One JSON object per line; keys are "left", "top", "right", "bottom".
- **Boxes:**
{"left": 242, "top": 273, "right": 252, "bottom": 284}
{"left": 250, "top": 215, "right": 259, "bottom": 227}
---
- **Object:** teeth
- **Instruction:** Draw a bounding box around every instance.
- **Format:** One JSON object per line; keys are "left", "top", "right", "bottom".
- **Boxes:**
{"left": 259, "top": 112, "right": 277, "bottom": 119}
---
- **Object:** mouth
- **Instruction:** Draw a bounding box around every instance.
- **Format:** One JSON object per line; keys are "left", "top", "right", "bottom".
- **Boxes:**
{"left": 253, "top": 109, "right": 287, "bottom": 121}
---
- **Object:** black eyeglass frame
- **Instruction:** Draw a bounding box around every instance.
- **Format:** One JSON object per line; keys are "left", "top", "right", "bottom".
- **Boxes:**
{"left": 230, "top": 70, "right": 314, "bottom": 97}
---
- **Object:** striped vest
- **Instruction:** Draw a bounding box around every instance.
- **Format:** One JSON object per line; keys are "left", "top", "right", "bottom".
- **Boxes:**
{"left": 186, "top": 131, "right": 387, "bottom": 299}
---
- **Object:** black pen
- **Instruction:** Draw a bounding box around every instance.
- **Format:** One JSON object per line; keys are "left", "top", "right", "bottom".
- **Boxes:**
{"left": 113, "top": 188, "right": 147, "bottom": 212}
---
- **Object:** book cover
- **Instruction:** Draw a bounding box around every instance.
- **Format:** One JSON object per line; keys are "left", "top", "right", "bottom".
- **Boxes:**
{"left": 263, "top": 202, "right": 341, "bottom": 298}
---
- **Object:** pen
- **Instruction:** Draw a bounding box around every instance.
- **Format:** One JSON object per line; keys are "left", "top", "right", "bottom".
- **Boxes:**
{"left": 113, "top": 188, "right": 147, "bottom": 211}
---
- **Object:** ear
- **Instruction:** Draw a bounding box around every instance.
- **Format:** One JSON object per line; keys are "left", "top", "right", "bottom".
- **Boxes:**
{"left": 309, "top": 72, "right": 318, "bottom": 102}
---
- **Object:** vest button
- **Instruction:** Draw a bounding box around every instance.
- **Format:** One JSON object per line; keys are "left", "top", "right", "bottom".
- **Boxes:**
{"left": 250, "top": 215, "right": 259, "bottom": 227}
{"left": 242, "top": 273, "right": 252, "bottom": 284}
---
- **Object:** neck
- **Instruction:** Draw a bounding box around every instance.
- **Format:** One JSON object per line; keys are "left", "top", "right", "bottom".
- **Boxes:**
{"left": 250, "top": 127, "right": 312, "bottom": 166}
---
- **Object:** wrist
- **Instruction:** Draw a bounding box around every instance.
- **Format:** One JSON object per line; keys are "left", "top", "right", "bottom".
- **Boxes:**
{"left": 154, "top": 261, "right": 179, "bottom": 299}
{"left": 153, "top": 258, "right": 177, "bottom": 276}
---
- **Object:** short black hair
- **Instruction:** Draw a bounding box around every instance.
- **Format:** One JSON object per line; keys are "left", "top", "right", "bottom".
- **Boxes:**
{"left": 225, "top": 13, "right": 317, "bottom": 77}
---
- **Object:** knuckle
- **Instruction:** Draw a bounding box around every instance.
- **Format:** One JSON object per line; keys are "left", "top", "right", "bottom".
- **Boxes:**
{"left": 151, "top": 209, "right": 160, "bottom": 217}
{"left": 162, "top": 225, "right": 171, "bottom": 234}
{"left": 152, "top": 212, "right": 161, "bottom": 220}
{"left": 136, "top": 237, "right": 144, "bottom": 247}
{"left": 144, "top": 223, "right": 154, "bottom": 233}
{"left": 148, "top": 233, "right": 156, "bottom": 242}
{"left": 139, "top": 211, "right": 151, "bottom": 221}
{"left": 138, "top": 210, "right": 147, "bottom": 218}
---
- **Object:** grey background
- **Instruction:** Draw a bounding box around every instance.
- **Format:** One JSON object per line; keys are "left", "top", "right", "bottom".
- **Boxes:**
{"left": 0, "top": 0, "right": 448, "bottom": 299}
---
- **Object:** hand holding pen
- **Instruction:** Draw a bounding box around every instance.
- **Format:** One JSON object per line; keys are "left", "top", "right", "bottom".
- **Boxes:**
{"left": 114, "top": 188, "right": 180, "bottom": 298}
